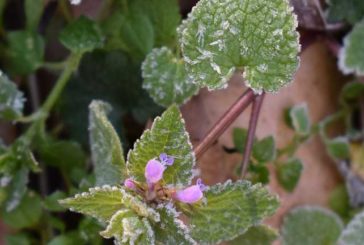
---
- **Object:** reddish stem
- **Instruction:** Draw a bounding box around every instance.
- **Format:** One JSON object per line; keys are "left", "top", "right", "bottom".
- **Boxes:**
{"left": 241, "top": 93, "right": 265, "bottom": 178}
{"left": 194, "top": 89, "right": 256, "bottom": 159}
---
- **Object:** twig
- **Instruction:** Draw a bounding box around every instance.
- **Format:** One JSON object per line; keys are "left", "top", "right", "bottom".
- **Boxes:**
{"left": 241, "top": 93, "right": 265, "bottom": 178}
{"left": 194, "top": 89, "right": 256, "bottom": 159}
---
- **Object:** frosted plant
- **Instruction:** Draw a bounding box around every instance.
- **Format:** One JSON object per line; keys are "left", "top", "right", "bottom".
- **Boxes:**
{"left": 60, "top": 101, "right": 279, "bottom": 244}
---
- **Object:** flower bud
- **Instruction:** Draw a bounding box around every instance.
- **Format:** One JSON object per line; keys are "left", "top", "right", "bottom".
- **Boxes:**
{"left": 145, "top": 159, "right": 165, "bottom": 184}
{"left": 124, "top": 178, "right": 136, "bottom": 190}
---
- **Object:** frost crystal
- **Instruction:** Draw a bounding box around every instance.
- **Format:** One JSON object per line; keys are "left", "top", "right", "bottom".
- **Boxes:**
{"left": 70, "top": 0, "right": 82, "bottom": 5}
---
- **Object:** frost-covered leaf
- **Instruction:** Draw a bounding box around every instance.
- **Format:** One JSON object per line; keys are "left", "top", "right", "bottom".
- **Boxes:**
{"left": 6, "top": 31, "right": 44, "bottom": 75}
{"left": 25, "top": 0, "right": 43, "bottom": 30}
{"left": 59, "top": 185, "right": 124, "bottom": 222}
{"left": 289, "top": 103, "right": 311, "bottom": 135}
{"left": 3, "top": 166, "right": 29, "bottom": 212}
{"left": 178, "top": 0, "right": 300, "bottom": 92}
{"left": 100, "top": 210, "right": 155, "bottom": 245}
{"left": 252, "top": 136, "right": 276, "bottom": 163}
{"left": 277, "top": 158, "right": 303, "bottom": 192}
{"left": 339, "top": 20, "right": 364, "bottom": 76}
{"left": 326, "top": 0, "right": 364, "bottom": 25}
{"left": 127, "top": 105, "right": 195, "bottom": 186}
{"left": 0, "top": 71, "right": 24, "bottom": 120}
{"left": 89, "top": 100, "right": 126, "bottom": 186}
{"left": 326, "top": 137, "right": 350, "bottom": 159}
{"left": 338, "top": 210, "right": 364, "bottom": 245}
{"left": 229, "top": 225, "right": 278, "bottom": 245}
{"left": 60, "top": 16, "right": 103, "bottom": 53}
{"left": 281, "top": 206, "right": 343, "bottom": 245}
{"left": 153, "top": 204, "right": 196, "bottom": 245}
{"left": 142, "top": 47, "right": 199, "bottom": 107}
{"left": 2, "top": 191, "right": 42, "bottom": 229}
{"left": 188, "top": 180, "right": 279, "bottom": 244}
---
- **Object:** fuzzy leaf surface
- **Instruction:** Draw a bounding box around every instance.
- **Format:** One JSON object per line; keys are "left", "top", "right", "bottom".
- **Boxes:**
{"left": 179, "top": 0, "right": 300, "bottom": 92}
{"left": 339, "top": 20, "right": 364, "bottom": 76}
{"left": 281, "top": 206, "right": 343, "bottom": 245}
{"left": 229, "top": 225, "right": 278, "bottom": 245}
{"left": 0, "top": 71, "right": 24, "bottom": 120}
{"left": 188, "top": 180, "right": 279, "bottom": 244}
{"left": 89, "top": 100, "right": 126, "bottom": 185}
{"left": 142, "top": 47, "right": 199, "bottom": 107}
{"left": 338, "top": 210, "right": 364, "bottom": 245}
{"left": 127, "top": 105, "right": 195, "bottom": 186}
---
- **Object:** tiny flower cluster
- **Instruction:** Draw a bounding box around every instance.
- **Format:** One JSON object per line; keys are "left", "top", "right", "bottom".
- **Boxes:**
{"left": 124, "top": 153, "right": 206, "bottom": 204}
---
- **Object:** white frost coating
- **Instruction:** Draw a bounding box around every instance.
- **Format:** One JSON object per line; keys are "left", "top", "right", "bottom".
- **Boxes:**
{"left": 338, "top": 210, "right": 364, "bottom": 245}
{"left": 70, "top": 0, "right": 82, "bottom": 5}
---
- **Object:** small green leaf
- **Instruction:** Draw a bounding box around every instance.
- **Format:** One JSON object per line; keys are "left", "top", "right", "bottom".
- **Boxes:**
{"left": 60, "top": 185, "right": 124, "bottom": 222}
{"left": 2, "top": 191, "right": 42, "bottom": 229}
{"left": 142, "top": 47, "right": 199, "bottom": 107}
{"left": 233, "top": 128, "right": 249, "bottom": 153}
{"left": 100, "top": 210, "right": 155, "bottom": 245}
{"left": 127, "top": 105, "right": 195, "bottom": 186}
{"left": 252, "top": 136, "right": 276, "bottom": 162}
{"left": 329, "top": 184, "right": 350, "bottom": 219}
{"left": 6, "top": 31, "right": 44, "bottom": 75}
{"left": 338, "top": 210, "right": 364, "bottom": 245}
{"left": 0, "top": 71, "right": 24, "bottom": 120}
{"left": 153, "top": 204, "right": 196, "bottom": 245}
{"left": 339, "top": 20, "right": 364, "bottom": 76}
{"left": 5, "top": 233, "right": 31, "bottom": 245}
{"left": 340, "top": 81, "right": 364, "bottom": 102}
{"left": 178, "top": 0, "right": 300, "bottom": 92}
{"left": 44, "top": 191, "right": 67, "bottom": 212}
{"left": 89, "top": 100, "right": 126, "bottom": 186}
{"left": 281, "top": 206, "right": 343, "bottom": 245}
{"left": 60, "top": 16, "right": 103, "bottom": 53}
{"left": 277, "top": 158, "right": 303, "bottom": 192}
{"left": 229, "top": 225, "right": 278, "bottom": 245}
{"left": 25, "top": 0, "right": 43, "bottom": 30}
{"left": 48, "top": 232, "right": 83, "bottom": 245}
{"left": 188, "top": 180, "right": 279, "bottom": 244}
{"left": 289, "top": 103, "right": 311, "bottom": 135}
{"left": 326, "top": 0, "right": 364, "bottom": 25}
{"left": 248, "top": 164, "right": 270, "bottom": 184}
{"left": 326, "top": 137, "right": 350, "bottom": 159}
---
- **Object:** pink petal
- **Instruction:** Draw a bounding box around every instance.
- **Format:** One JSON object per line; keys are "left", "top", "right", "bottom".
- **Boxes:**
{"left": 145, "top": 159, "right": 165, "bottom": 184}
{"left": 175, "top": 185, "right": 203, "bottom": 204}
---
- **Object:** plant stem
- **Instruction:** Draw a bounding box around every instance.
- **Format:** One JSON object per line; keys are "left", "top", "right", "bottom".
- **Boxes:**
{"left": 59, "top": 0, "right": 73, "bottom": 23}
{"left": 194, "top": 89, "right": 256, "bottom": 159}
{"left": 241, "top": 93, "right": 265, "bottom": 178}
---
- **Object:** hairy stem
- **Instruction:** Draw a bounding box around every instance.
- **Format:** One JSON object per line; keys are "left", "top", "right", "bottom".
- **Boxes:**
{"left": 241, "top": 93, "right": 265, "bottom": 178}
{"left": 194, "top": 89, "right": 256, "bottom": 159}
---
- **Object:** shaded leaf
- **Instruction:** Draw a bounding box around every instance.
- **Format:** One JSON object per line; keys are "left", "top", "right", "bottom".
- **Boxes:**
{"left": 60, "top": 16, "right": 103, "bottom": 53}
{"left": 338, "top": 210, "right": 364, "bottom": 245}
{"left": 326, "top": 0, "right": 364, "bottom": 25}
{"left": 340, "top": 81, "right": 364, "bottom": 102}
{"left": 0, "top": 70, "right": 24, "bottom": 120}
{"left": 44, "top": 191, "right": 67, "bottom": 212}
{"left": 289, "top": 103, "right": 311, "bottom": 135}
{"left": 252, "top": 136, "right": 276, "bottom": 163}
{"left": 25, "top": 0, "right": 43, "bottom": 30}
{"left": 5, "top": 233, "right": 31, "bottom": 245}
{"left": 326, "top": 137, "right": 350, "bottom": 159}
{"left": 233, "top": 128, "right": 249, "bottom": 153}
{"left": 277, "top": 158, "right": 303, "bottom": 192}
{"left": 329, "top": 184, "right": 350, "bottom": 219}
{"left": 142, "top": 47, "right": 199, "bottom": 107}
{"left": 188, "top": 180, "right": 279, "bottom": 244}
{"left": 229, "top": 225, "right": 278, "bottom": 245}
{"left": 48, "top": 232, "right": 83, "bottom": 245}
{"left": 248, "top": 164, "right": 270, "bottom": 184}
{"left": 178, "top": 0, "right": 300, "bottom": 92}
{"left": 281, "top": 206, "right": 343, "bottom": 245}
{"left": 89, "top": 100, "right": 126, "bottom": 185}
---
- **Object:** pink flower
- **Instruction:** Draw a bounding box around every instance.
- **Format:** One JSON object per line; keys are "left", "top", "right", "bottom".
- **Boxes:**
{"left": 174, "top": 179, "right": 206, "bottom": 204}
{"left": 124, "top": 178, "right": 136, "bottom": 190}
{"left": 144, "top": 153, "right": 174, "bottom": 184}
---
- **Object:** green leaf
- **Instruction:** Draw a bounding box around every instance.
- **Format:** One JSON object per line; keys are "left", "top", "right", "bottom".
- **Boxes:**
{"left": 59, "top": 185, "right": 124, "bottom": 223}
{"left": 338, "top": 210, "right": 364, "bottom": 245}
{"left": 44, "top": 191, "right": 67, "bottom": 212}
{"left": 2, "top": 191, "right": 42, "bottom": 229}
{"left": 329, "top": 184, "right": 350, "bottom": 219}
{"left": 5, "top": 233, "right": 31, "bottom": 245}
{"left": 60, "top": 16, "right": 103, "bottom": 53}
{"left": 100, "top": 210, "right": 155, "bottom": 245}
{"left": 127, "top": 105, "right": 195, "bottom": 186}
{"left": 6, "top": 31, "right": 44, "bottom": 75}
{"left": 4, "top": 166, "right": 29, "bottom": 212}
{"left": 89, "top": 100, "right": 126, "bottom": 186}
{"left": 252, "top": 136, "right": 276, "bottom": 162}
{"left": 339, "top": 20, "right": 364, "bottom": 76}
{"left": 49, "top": 216, "right": 66, "bottom": 232}
{"left": 326, "top": 0, "right": 364, "bottom": 25}
{"left": 142, "top": 47, "right": 199, "bottom": 107}
{"left": 48, "top": 232, "right": 83, "bottom": 245}
{"left": 229, "top": 225, "right": 278, "bottom": 245}
{"left": 0, "top": 71, "right": 24, "bottom": 120}
{"left": 248, "top": 164, "right": 270, "bottom": 184}
{"left": 153, "top": 204, "right": 196, "bottom": 245}
{"left": 25, "top": 0, "right": 43, "bottom": 30}
{"left": 281, "top": 206, "right": 343, "bottom": 245}
{"left": 233, "top": 128, "right": 249, "bottom": 153}
{"left": 326, "top": 137, "right": 350, "bottom": 159}
{"left": 277, "top": 158, "right": 303, "bottom": 192}
{"left": 39, "top": 139, "right": 85, "bottom": 170}
{"left": 340, "top": 81, "right": 364, "bottom": 102}
{"left": 188, "top": 180, "right": 279, "bottom": 244}
{"left": 78, "top": 217, "right": 103, "bottom": 244}
{"left": 178, "top": 0, "right": 300, "bottom": 92}
{"left": 289, "top": 103, "right": 311, "bottom": 135}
